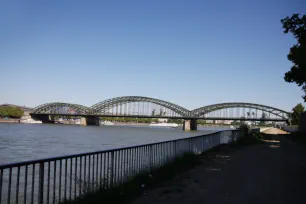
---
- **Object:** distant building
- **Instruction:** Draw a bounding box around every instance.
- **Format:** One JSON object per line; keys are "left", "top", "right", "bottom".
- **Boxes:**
{"left": 223, "top": 120, "right": 233, "bottom": 125}
{"left": 0, "top": 104, "right": 33, "bottom": 119}
{"left": 214, "top": 120, "right": 233, "bottom": 125}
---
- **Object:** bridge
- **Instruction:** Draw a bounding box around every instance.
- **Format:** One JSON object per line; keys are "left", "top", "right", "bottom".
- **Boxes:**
{"left": 30, "top": 96, "right": 290, "bottom": 130}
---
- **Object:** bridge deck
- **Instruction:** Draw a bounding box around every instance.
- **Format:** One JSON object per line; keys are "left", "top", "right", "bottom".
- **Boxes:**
{"left": 30, "top": 113, "right": 288, "bottom": 121}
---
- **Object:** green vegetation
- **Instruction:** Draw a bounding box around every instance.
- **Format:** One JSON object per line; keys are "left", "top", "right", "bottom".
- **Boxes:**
{"left": 231, "top": 121, "right": 241, "bottom": 126}
{"left": 168, "top": 119, "right": 183, "bottom": 124}
{"left": 198, "top": 119, "right": 213, "bottom": 125}
{"left": 257, "top": 113, "right": 267, "bottom": 126}
{"left": 291, "top": 103, "right": 305, "bottom": 125}
{"left": 233, "top": 131, "right": 264, "bottom": 146}
{"left": 233, "top": 124, "right": 264, "bottom": 146}
{"left": 150, "top": 109, "right": 166, "bottom": 117}
{"left": 281, "top": 14, "right": 306, "bottom": 101}
{"left": 100, "top": 117, "right": 186, "bottom": 124}
{"left": 100, "top": 117, "right": 159, "bottom": 123}
{"left": 0, "top": 106, "right": 24, "bottom": 118}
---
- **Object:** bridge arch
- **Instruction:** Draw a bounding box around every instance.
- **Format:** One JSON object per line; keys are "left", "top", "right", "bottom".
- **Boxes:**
{"left": 32, "top": 102, "right": 90, "bottom": 114}
{"left": 90, "top": 96, "right": 191, "bottom": 116}
{"left": 191, "top": 103, "right": 290, "bottom": 119}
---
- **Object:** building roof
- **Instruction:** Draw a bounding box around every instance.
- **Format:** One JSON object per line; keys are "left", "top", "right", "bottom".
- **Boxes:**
{"left": 0, "top": 104, "right": 33, "bottom": 111}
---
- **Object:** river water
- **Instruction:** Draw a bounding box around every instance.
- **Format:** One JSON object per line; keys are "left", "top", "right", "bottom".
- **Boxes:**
{"left": 0, "top": 123, "right": 237, "bottom": 204}
{"left": 0, "top": 123, "right": 230, "bottom": 165}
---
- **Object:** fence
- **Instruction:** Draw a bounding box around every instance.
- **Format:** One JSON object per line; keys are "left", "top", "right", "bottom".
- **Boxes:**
{"left": 0, "top": 129, "right": 244, "bottom": 204}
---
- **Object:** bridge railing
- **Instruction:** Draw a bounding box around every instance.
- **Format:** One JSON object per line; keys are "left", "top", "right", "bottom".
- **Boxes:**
{"left": 0, "top": 129, "right": 244, "bottom": 204}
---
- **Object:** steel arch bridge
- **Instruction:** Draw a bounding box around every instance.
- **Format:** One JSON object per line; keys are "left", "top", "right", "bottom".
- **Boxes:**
{"left": 32, "top": 102, "right": 90, "bottom": 115}
{"left": 191, "top": 103, "right": 290, "bottom": 119}
{"left": 30, "top": 97, "right": 290, "bottom": 121}
{"left": 90, "top": 96, "right": 190, "bottom": 117}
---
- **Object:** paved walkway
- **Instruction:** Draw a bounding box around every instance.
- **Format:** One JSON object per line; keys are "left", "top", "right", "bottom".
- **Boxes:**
{"left": 132, "top": 136, "right": 306, "bottom": 204}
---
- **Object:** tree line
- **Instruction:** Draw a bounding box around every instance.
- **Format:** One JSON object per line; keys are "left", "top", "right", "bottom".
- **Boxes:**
{"left": 100, "top": 117, "right": 160, "bottom": 123}
{"left": 0, "top": 106, "right": 24, "bottom": 118}
{"left": 99, "top": 117, "right": 236, "bottom": 125}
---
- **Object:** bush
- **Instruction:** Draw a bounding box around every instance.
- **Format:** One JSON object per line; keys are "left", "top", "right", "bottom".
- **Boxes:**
{"left": 0, "top": 106, "right": 24, "bottom": 118}
{"left": 238, "top": 123, "right": 251, "bottom": 137}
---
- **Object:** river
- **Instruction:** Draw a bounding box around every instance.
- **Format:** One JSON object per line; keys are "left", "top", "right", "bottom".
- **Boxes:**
{"left": 0, "top": 123, "right": 231, "bottom": 165}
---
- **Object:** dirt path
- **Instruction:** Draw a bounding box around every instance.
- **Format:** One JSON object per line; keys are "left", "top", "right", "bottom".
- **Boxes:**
{"left": 132, "top": 136, "right": 306, "bottom": 204}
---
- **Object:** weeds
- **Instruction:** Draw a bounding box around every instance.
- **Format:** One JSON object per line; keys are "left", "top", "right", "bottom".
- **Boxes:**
{"left": 232, "top": 131, "right": 264, "bottom": 146}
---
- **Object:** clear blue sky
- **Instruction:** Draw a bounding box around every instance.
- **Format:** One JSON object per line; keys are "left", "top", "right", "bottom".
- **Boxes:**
{"left": 1, "top": 0, "right": 305, "bottom": 111}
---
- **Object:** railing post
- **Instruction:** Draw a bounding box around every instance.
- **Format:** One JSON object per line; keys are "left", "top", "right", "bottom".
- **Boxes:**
{"left": 0, "top": 169, "right": 2, "bottom": 204}
{"left": 173, "top": 141, "right": 177, "bottom": 158}
{"left": 149, "top": 145, "right": 152, "bottom": 172}
{"left": 110, "top": 151, "right": 114, "bottom": 188}
{"left": 189, "top": 138, "right": 192, "bottom": 153}
{"left": 202, "top": 135, "right": 204, "bottom": 153}
{"left": 38, "top": 162, "right": 44, "bottom": 204}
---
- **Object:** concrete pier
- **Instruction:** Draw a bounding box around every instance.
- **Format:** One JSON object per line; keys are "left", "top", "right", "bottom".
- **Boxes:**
{"left": 183, "top": 119, "right": 197, "bottom": 131}
{"left": 33, "top": 115, "right": 55, "bottom": 123}
{"left": 80, "top": 117, "right": 87, "bottom": 126}
{"left": 80, "top": 116, "right": 100, "bottom": 126}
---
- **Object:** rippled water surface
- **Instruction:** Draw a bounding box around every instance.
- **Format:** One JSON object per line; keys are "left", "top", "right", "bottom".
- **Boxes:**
{"left": 0, "top": 123, "right": 229, "bottom": 164}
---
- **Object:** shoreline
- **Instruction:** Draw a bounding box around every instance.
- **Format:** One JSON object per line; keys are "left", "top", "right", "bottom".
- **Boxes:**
{"left": 0, "top": 119, "right": 19, "bottom": 123}
{"left": 0, "top": 120, "right": 233, "bottom": 127}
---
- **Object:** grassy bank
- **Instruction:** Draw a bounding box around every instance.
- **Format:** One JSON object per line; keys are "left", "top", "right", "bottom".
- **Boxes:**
{"left": 61, "top": 134, "right": 261, "bottom": 204}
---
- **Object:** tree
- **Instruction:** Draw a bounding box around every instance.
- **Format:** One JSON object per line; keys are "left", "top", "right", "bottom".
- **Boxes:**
{"left": 291, "top": 103, "right": 305, "bottom": 125}
{"left": 281, "top": 14, "right": 306, "bottom": 101}
{"left": 151, "top": 109, "right": 155, "bottom": 116}
{"left": 0, "top": 106, "right": 24, "bottom": 118}
{"left": 258, "top": 112, "right": 267, "bottom": 126}
{"left": 231, "top": 121, "right": 241, "bottom": 126}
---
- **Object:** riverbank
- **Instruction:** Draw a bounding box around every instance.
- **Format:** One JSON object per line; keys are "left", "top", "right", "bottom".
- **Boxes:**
{"left": 62, "top": 133, "right": 306, "bottom": 204}
{"left": 60, "top": 133, "right": 258, "bottom": 204}
{"left": 0, "top": 118, "right": 19, "bottom": 123}
{"left": 131, "top": 134, "right": 306, "bottom": 204}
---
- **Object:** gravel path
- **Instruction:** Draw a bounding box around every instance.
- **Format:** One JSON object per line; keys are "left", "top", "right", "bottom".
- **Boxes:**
{"left": 132, "top": 136, "right": 306, "bottom": 204}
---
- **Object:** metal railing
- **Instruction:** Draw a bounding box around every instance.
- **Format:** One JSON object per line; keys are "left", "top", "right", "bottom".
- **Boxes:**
{"left": 0, "top": 129, "right": 244, "bottom": 204}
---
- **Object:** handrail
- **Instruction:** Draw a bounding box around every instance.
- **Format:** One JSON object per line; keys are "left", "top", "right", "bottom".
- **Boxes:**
{"left": 0, "top": 129, "right": 244, "bottom": 204}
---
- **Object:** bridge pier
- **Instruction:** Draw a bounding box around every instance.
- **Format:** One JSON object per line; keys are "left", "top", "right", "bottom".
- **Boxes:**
{"left": 80, "top": 117, "right": 87, "bottom": 126}
{"left": 183, "top": 119, "right": 197, "bottom": 131}
{"left": 32, "top": 115, "right": 55, "bottom": 123}
{"left": 80, "top": 116, "right": 100, "bottom": 126}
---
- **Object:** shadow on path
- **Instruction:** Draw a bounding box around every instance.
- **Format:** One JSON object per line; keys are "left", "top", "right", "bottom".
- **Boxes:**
{"left": 132, "top": 136, "right": 306, "bottom": 204}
